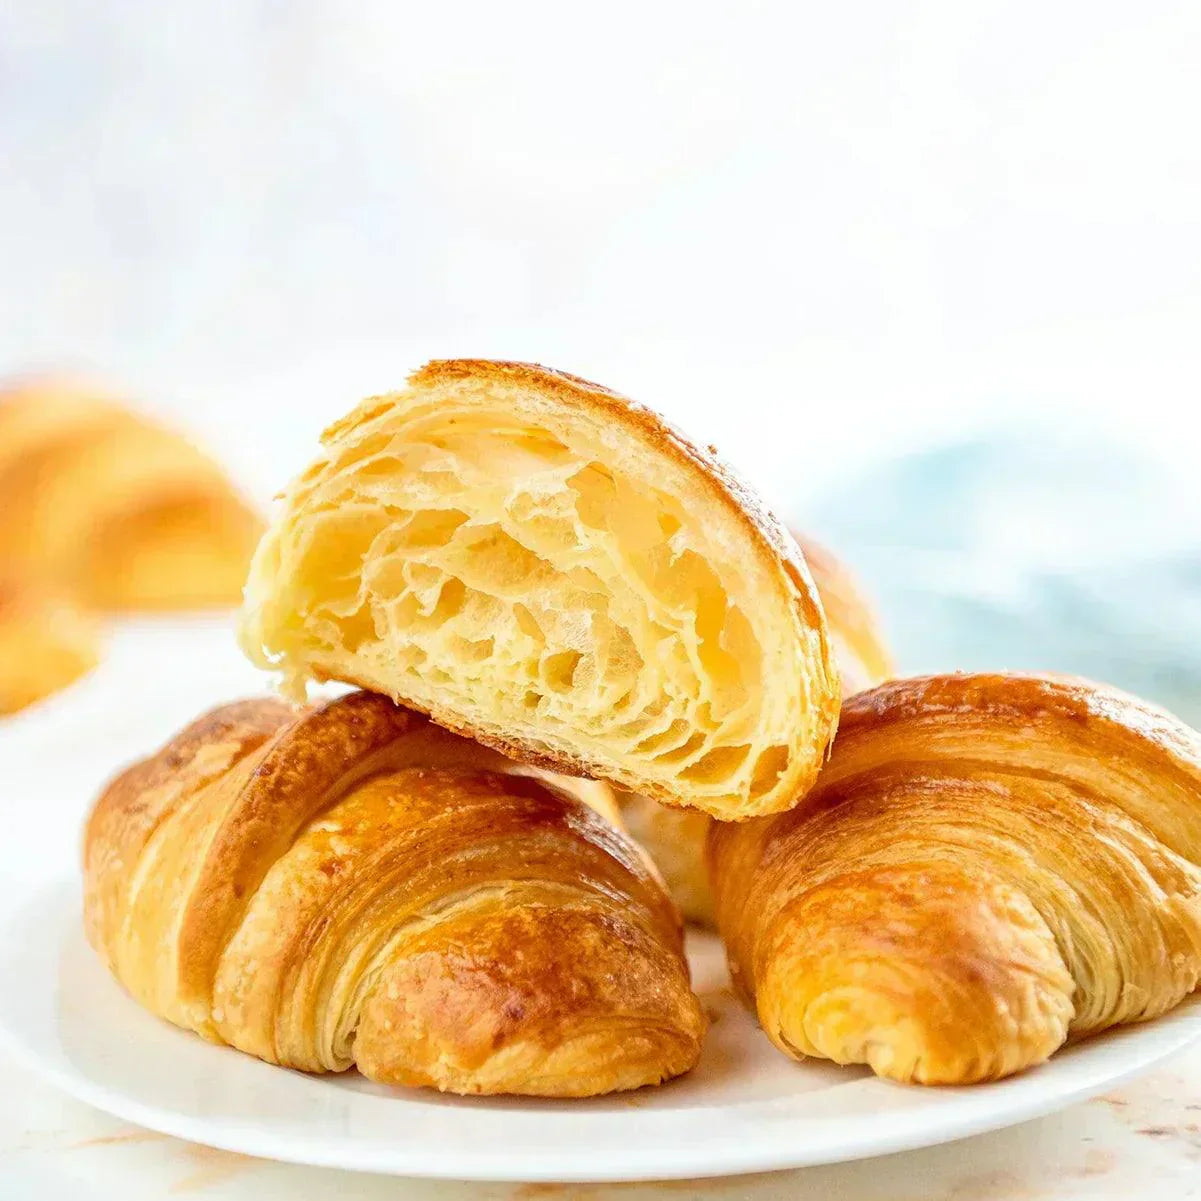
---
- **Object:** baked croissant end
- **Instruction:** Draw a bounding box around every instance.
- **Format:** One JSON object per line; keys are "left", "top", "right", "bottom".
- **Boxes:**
{"left": 0, "top": 576, "right": 99, "bottom": 715}
{"left": 83, "top": 690, "right": 704, "bottom": 1097}
{"left": 239, "top": 359, "right": 839, "bottom": 820}
{"left": 790, "top": 534, "right": 892, "bottom": 695}
{"left": 709, "top": 673, "right": 1201, "bottom": 1085}
{"left": 0, "top": 380, "right": 263, "bottom": 610}
{"left": 619, "top": 532, "right": 892, "bottom": 924}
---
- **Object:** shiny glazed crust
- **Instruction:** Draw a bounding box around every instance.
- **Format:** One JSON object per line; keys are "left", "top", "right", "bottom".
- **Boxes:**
{"left": 83, "top": 690, "right": 703, "bottom": 1097}
{"left": 240, "top": 360, "right": 839, "bottom": 820}
{"left": 0, "top": 380, "right": 262, "bottom": 610}
{"left": 620, "top": 532, "right": 892, "bottom": 923}
{"left": 709, "top": 673, "right": 1201, "bottom": 1083}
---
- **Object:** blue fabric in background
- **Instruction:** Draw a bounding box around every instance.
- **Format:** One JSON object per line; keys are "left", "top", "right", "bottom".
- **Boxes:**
{"left": 805, "top": 429, "right": 1201, "bottom": 725}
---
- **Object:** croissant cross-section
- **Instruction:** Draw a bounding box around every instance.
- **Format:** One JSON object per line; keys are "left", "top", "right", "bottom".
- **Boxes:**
{"left": 618, "top": 531, "right": 894, "bottom": 925}
{"left": 239, "top": 359, "right": 839, "bottom": 819}
{"left": 84, "top": 691, "right": 705, "bottom": 1096}
{"left": 709, "top": 673, "right": 1201, "bottom": 1084}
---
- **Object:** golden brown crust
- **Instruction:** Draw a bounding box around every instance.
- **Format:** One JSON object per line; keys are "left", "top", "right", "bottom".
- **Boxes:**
{"left": 708, "top": 672, "right": 1201, "bottom": 1084}
{"left": 83, "top": 690, "right": 703, "bottom": 1096}
{"left": 355, "top": 902, "right": 701, "bottom": 1095}
{"left": 83, "top": 697, "right": 294, "bottom": 963}
{"left": 0, "top": 379, "right": 263, "bottom": 611}
{"left": 242, "top": 359, "right": 840, "bottom": 819}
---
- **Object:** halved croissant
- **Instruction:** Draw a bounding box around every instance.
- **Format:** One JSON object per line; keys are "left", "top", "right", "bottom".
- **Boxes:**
{"left": 709, "top": 673, "right": 1201, "bottom": 1084}
{"left": 619, "top": 532, "right": 893, "bottom": 924}
{"left": 84, "top": 690, "right": 704, "bottom": 1096}
{"left": 0, "top": 575, "right": 99, "bottom": 714}
{"left": 239, "top": 360, "right": 839, "bottom": 819}
{"left": 0, "top": 380, "right": 262, "bottom": 610}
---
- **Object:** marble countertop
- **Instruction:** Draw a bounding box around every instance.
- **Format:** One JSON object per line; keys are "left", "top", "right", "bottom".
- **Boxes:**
{"left": 3, "top": 1041, "right": 1199, "bottom": 1199}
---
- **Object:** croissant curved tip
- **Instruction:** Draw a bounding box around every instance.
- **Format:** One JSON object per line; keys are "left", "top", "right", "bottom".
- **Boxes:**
{"left": 353, "top": 902, "right": 706, "bottom": 1096}
{"left": 756, "top": 866, "right": 1076, "bottom": 1085}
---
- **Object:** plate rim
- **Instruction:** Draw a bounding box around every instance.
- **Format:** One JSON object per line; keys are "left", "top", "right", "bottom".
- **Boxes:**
{"left": 3, "top": 876, "right": 1201, "bottom": 1182}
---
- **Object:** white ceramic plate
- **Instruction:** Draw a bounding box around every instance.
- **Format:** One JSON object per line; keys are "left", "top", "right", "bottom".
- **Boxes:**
{"left": 3, "top": 882, "right": 1201, "bottom": 1182}
{"left": 2, "top": 620, "right": 1201, "bottom": 1182}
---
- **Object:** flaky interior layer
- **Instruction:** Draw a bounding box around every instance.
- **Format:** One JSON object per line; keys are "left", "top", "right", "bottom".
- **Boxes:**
{"left": 243, "top": 380, "right": 827, "bottom": 815}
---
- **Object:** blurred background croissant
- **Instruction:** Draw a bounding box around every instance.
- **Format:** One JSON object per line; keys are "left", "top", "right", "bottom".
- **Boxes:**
{"left": 0, "top": 379, "right": 262, "bottom": 711}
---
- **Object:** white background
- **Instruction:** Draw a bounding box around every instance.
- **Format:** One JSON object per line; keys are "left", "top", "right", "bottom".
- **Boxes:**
{"left": 2, "top": 1, "right": 1199, "bottom": 510}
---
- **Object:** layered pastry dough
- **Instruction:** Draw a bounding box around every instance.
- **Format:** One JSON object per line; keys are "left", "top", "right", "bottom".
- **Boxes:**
{"left": 240, "top": 360, "right": 839, "bottom": 819}
{"left": 0, "top": 380, "right": 262, "bottom": 610}
{"left": 619, "top": 533, "right": 892, "bottom": 923}
{"left": 0, "top": 576, "right": 99, "bottom": 714}
{"left": 709, "top": 673, "right": 1201, "bottom": 1084}
{"left": 84, "top": 690, "right": 704, "bottom": 1096}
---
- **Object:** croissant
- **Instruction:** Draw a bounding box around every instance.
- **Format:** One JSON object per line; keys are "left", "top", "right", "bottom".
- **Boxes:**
{"left": 0, "top": 380, "right": 262, "bottom": 610}
{"left": 0, "top": 575, "right": 99, "bottom": 714}
{"left": 790, "top": 534, "right": 892, "bottom": 695}
{"left": 619, "top": 532, "right": 892, "bottom": 924}
{"left": 239, "top": 359, "right": 839, "bottom": 820}
{"left": 709, "top": 673, "right": 1201, "bottom": 1084}
{"left": 83, "top": 689, "right": 704, "bottom": 1096}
